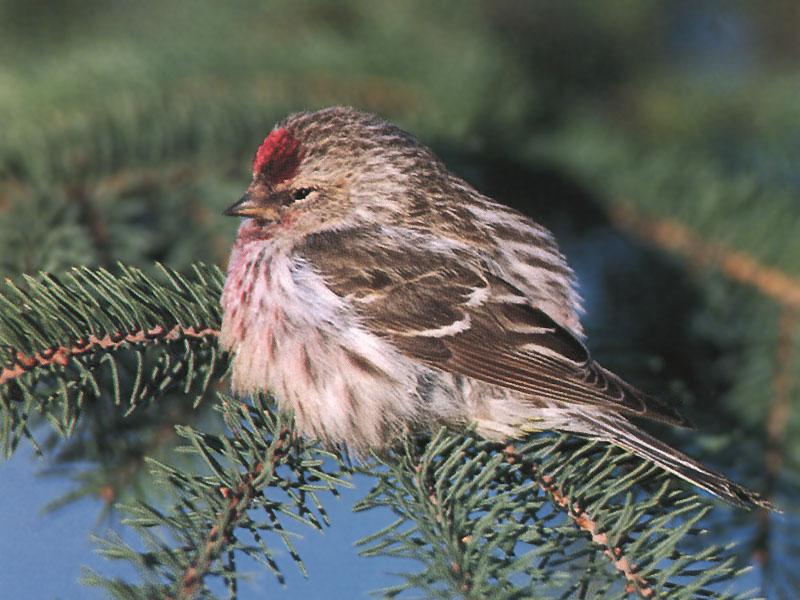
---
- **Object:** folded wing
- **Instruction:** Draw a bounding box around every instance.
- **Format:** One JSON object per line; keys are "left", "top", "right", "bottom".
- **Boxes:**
{"left": 299, "top": 227, "right": 692, "bottom": 428}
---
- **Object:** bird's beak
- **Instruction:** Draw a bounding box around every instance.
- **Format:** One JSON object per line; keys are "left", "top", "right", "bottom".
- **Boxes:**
{"left": 224, "top": 191, "right": 283, "bottom": 222}
{"left": 223, "top": 192, "right": 262, "bottom": 218}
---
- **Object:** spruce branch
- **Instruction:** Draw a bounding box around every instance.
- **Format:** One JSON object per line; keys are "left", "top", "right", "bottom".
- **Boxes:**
{"left": 604, "top": 200, "right": 799, "bottom": 586}
{"left": 1, "top": 324, "right": 219, "bottom": 387}
{"left": 0, "top": 261, "right": 761, "bottom": 597}
{"left": 174, "top": 426, "right": 291, "bottom": 600}
{"left": 0, "top": 263, "right": 227, "bottom": 456}
{"left": 84, "top": 393, "right": 351, "bottom": 600}
{"left": 608, "top": 204, "right": 800, "bottom": 309}
{"left": 505, "top": 447, "right": 654, "bottom": 598}
{"left": 357, "top": 430, "right": 750, "bottom": 599}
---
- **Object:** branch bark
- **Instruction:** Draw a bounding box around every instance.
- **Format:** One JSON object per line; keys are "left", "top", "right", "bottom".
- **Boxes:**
{"left": 1, "top": 325, "right": 219, "bottom": 386}
{"left": 609, "top": 203, "right": 800, "bottom": 308}
{"left": 173, "top": 427, "right": 291, "bottom": 600}
{"left": 504, "top": 446, "right": 655, "bottom": 599}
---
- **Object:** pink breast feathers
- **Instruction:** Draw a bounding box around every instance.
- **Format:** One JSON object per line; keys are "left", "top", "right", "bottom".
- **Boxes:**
{"left": 253, "top": 128, "right": 304, "bottom": 184}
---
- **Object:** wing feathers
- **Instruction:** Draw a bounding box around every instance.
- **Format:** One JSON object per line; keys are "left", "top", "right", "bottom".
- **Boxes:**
{"left": 298, "top": 228, "right": 691, "bottom": 428}
{"left": 585, "top": 416, "right": 772, "bottom": 509}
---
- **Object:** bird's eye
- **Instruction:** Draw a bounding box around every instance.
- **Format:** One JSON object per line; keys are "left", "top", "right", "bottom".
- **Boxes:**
{"left": 292, "top": 188, "right": 314, "bottom": 201}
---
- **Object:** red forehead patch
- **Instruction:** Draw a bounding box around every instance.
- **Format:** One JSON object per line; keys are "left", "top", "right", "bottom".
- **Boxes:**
{"left": 252, "top": 128, "right": 304, "bottom": 183}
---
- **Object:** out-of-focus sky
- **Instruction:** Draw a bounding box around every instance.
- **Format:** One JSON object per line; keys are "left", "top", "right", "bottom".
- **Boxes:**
{"left": 1, "top": 450, "right": 417, "bottom": 598}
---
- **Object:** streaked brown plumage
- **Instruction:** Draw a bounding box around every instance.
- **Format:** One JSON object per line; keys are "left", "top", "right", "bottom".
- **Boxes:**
{"left": 220, "top": 106, "right": 772, "bottom": 510}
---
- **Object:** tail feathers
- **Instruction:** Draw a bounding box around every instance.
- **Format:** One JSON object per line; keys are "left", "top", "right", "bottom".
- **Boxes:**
{"left": 590, "top": 418, "right": 776, "bottom": 511}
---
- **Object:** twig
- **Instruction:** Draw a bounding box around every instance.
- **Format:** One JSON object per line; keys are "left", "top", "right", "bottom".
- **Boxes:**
{"left": 609, "top": 204, "right": 800, "bottom": 309}
{"left": 766, "top": 308, "right": 796, "bottom": 485}
{"left": 1, "top": 325, "right": 219, "bottom": 386}
{"left": 173, "top": 426, "right": 291, "bottom": 600}
{"left": 503, "top": 446, "right": 654, "bottom": 598}
{"left": 609, "top": 202, "right": 799, "bottom": 577}
{"left": 412, "top": 450, "right": 474, "bottom": 597}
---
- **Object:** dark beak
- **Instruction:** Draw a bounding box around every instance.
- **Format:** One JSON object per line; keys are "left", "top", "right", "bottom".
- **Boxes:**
{"left": 223, "top": 192, "right": 261, "bottom": 218}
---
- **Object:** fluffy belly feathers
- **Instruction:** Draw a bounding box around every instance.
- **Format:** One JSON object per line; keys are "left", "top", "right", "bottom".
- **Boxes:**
{"left": 221, "top": 239, "right": 422, "bottom": 450}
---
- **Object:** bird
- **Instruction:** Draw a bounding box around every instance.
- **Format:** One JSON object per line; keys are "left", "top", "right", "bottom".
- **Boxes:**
{"left": 220, "top": 106, "right": 771, "bottom": 510}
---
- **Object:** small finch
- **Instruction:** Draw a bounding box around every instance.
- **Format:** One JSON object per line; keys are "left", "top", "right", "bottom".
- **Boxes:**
{"left": 221, "top": 106, "right": 771, "bottom": 509}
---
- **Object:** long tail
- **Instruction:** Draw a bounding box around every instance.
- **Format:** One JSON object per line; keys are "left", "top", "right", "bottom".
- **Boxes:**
{"left": 585, "top": 417, "right": 776, "bottom": 511}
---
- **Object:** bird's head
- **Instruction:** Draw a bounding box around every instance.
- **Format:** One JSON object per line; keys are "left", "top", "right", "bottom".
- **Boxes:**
{"left": 224, "top": 106, "right": 444, "bottom": 237}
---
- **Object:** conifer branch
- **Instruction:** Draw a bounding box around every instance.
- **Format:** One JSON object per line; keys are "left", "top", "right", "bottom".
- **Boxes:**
{"left": 411, "top": 441, "right": 475, "bottom": 597}
{"left": 84, "top": 395, "right": 351, "bottom": 599}
{"left": 174, "top": 427, "right": 291, "bottom": 600}
{"left": 505, "top": 446, "right": 654, "bottom": 598}
{"left": 609, "top": 203, "right": 800, "bottom": 308}
{"left": 1, "top": 325, "right": 219, "bottom": 386}
{"left": 0, "top": 263, "right": 227, "bottom": 455}
{"left": 606, "top": 200, "right": 798, "bottom": 589}
{"left": 0, "top": 259, "right": 761, "bottom": 597}
{"left": 358, "top": 431, "right": 746, "bottom": 599}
